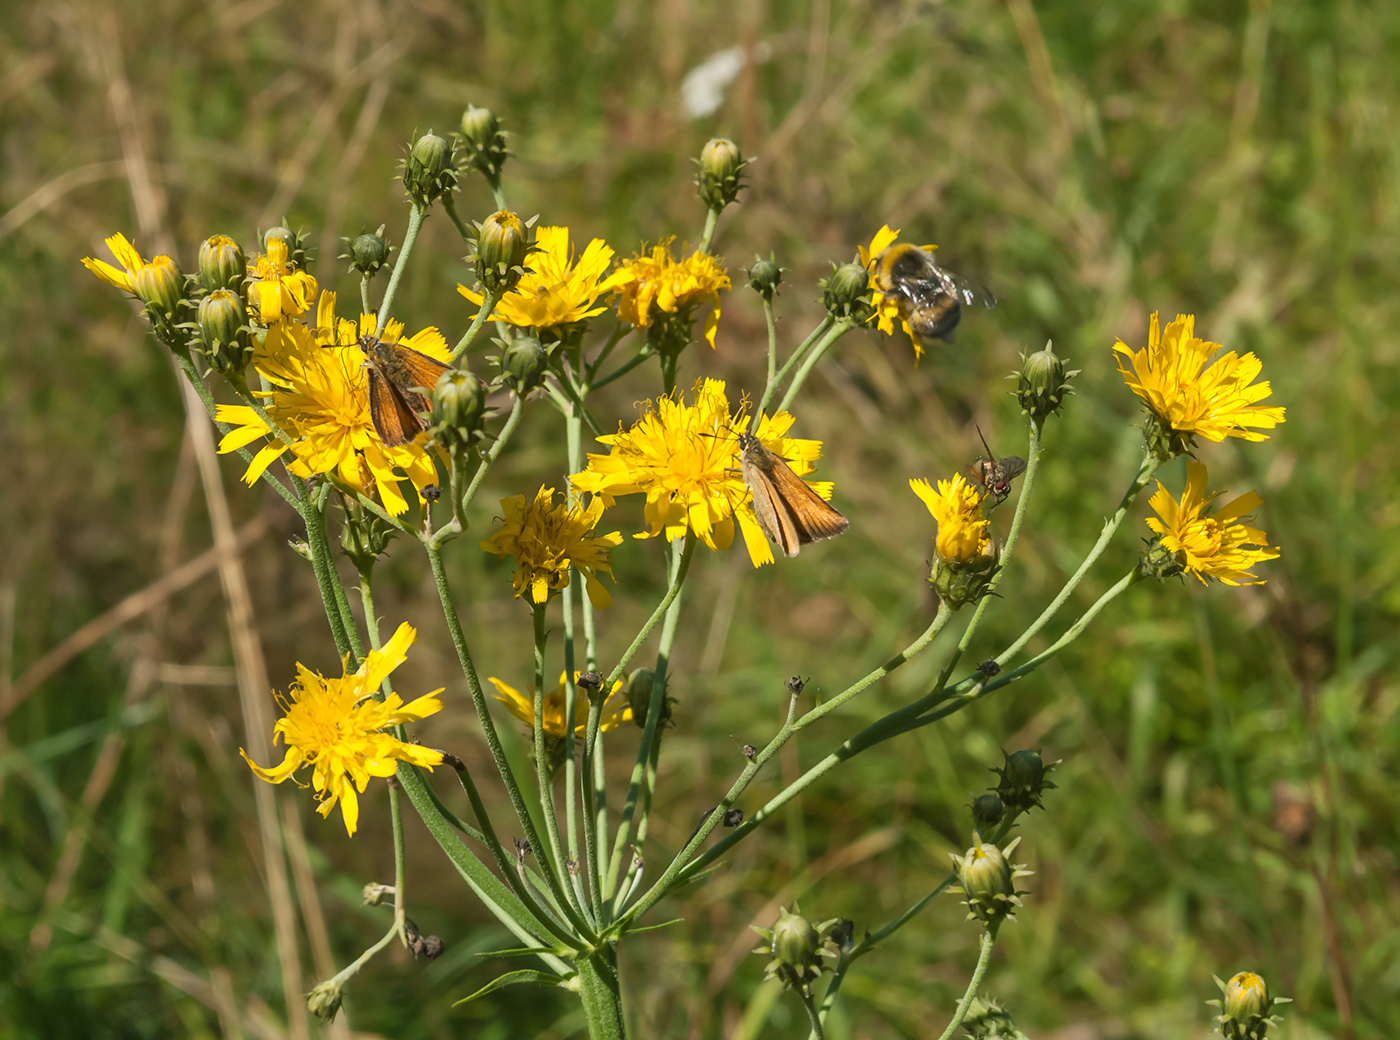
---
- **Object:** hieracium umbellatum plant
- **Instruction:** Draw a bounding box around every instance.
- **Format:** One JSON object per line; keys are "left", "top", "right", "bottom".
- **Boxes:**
{"left": 82, "top": 97, "right": 1288, "bottom": 1037}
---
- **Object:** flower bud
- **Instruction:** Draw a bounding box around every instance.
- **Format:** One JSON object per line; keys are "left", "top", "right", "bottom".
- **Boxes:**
{"left": 262, "top": 224, "right": 311, "bottom": 270}
{"left": 951, "top": 836, "right": 1031, "bottom": 932}
{"left": 1139, "top": 534, "right": 1188, "bottom": 582}
{"left": 197, "top": 235, "right": 246, "bottom": 292}
{"left": 1014, "top": 340, "right": 1076, "bottom": 423}
{"left": 771, "top": 906, "right": 820, "bottom": 968}
{"left": 745, "top": 254, "right": 783, "bottom": 301}
{"left": 134, "top": 255, "right": 186, "bottom": 318}
{"left": 961, "top": 996, "right": 1029, "bottom": 1040}
{"left": 1210, "top": 971, "right": 1290, "bottom": 1039}
{"left": 404, "top": 131, "right": 457, "bottom": 206}
{"left": 307, "top": 978, "right": 344, "bottom": 1022}
{"left": 430, "top": 368, "right": 486, "bottom": 452}
{"left": 697, "top": 137, "right": 748, "bottom": 210}
{"left": 459, "top": 104, "right": 509, "bottom": 184}
{"left": 473, "top": 210, "right": 532, "bottom": 293}
{"left": 970, "top": 793, "right": 1005, "bottom": 831}
{"left": 499, "top": 332, "right": 547, "bottom": 392}
{"left": 346, "top": 228, "right": 391, "bottom": 277}
{"left": 751, "top": 904, "right": 842, "bottom": 995}
{"left": 196, "top": 289, "right": 252, "bottom": 375}
{"left": 339, "top": 496, "right": 395, "bottom": 572}
{"left": 991, "top": 748, "right": 1058, "bottom": 814}
{"left": 821, "top": 261, "right": 873, "bottom": 322}
{"left": 625, "top": 667, "right": 673, "bottom": 729}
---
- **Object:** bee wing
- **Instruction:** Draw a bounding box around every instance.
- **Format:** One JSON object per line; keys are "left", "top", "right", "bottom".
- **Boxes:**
{"left": 933, "top": 266, "right": 997, "bottom": 309}
{"left": 366, "top": 364, "right": 424, "bottom": 447}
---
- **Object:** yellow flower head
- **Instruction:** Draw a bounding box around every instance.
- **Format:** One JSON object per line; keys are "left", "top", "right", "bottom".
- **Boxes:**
{"left": 910, "top": 473, "right": 991, "bottom": 565}
{"left": 1146, "top": 461, "right": 1279, "bottom": 585}
{"left": 612, "top": 239, "right": 730, "bottom": 348}
{"left": 479, "top": 486, "right": 624, "bottom": 607}
{"left": 1114, "top": 312, "right": 1285, "bottom": 448}
{"left": 247, "top": 237, "right": 318, "bottom": 323}
{"left": 240, "top": 623, "right": 444, "bottom": 836}
{"left": 213, "top": 292, "right": 444, "bottom": 514}
{"left": 859, "top": 224, "right": 932, "bottom": 358}
{"left": 82, "top": 232, "right": 183, "bottom": 307}
{"left": 488, "top": 671, "right": 632, "bottom": 737}
{"left": 570, "top": 378, "right": 831, "bottom": 568}
{"left": 458, "top": 225, "right": 629, "bottom": 336}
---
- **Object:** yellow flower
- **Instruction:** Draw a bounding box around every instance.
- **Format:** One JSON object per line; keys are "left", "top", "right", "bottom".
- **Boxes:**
{"left": 910, "top": 473, "right": 990, "bottom": 564}
{"left": 458, "top": 225, "right": 629, "bottom": 335}
{"left": 247, "top": 237, "right": 318, "bottom": 323}
{"left": 1114, "top": 312, "right": 1285, "bottom": 447}
{"left": 240, "top": 623, "right": 444, "bottom": 836}
{"left": 570, "top": 377, "right": 832, "bottom": 568}
{"left": 82, "top": 232, "right": 183, "bottom": 310}
{"left": 479, "top": 486, "right": 623, "bottom": 607}
{"left": 488, "top": 671, "right": 633, "bottom": 737}
{"left": 214, "top": 296, "right": 444, "bottom": 514}
{"left": 859, "top": 224, "right": 931, "bottom": 357}
{"left": 1146, "top": 461, "right": 1279, "bottom": 585}
{"left": 612, "top": 239, "right": 729, "bottom": 348}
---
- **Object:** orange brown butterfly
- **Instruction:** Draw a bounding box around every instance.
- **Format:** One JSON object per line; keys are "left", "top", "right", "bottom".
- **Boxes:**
{"left": 355, "top": 333, "right": 451, "bottom": 447}
{"left": 735, "top": 429, "right": 849, "bottom": 557}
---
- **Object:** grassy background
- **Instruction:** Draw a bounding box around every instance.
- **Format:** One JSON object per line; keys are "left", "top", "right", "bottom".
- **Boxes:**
{"left": 3, "top": 0, "right": 1397, "bottom": 1037}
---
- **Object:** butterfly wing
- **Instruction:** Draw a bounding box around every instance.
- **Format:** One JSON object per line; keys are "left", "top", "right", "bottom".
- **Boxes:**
{"left": 766, "top": 458, "right": 850, "bottom": 544}
{"left": 390, "top": 344, "right": 452, "bottom": 413}
{"left": 366, "top": 363, "right": 424, "bottom": 447}
{"left": 740, "top": 435, "right": 848, "bottom": 556}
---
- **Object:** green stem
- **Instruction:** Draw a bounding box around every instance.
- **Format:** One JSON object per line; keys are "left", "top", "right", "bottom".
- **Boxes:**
{"left": 591, "top": 346, "right": 654, "bottom": 391}
{"left": 456, "top": 394, "right": 527, "bottom": 519}
{"left": 303, "top": 487, "right": 358, "bottom": 661}
{"left": 777, "top": 320, "right": 853, "bottom": 414}
{"left": 604, "top": 535, "right": 697, "bottom": 896}
{"left": 441, "top": 193, "right": 474, "bottom": 243}
{"left": 935, "top": 931, "right": 996, "bottom": 1040}
{"left": 800, "top": 989, "right": 826, "bottom": 1040}
{"left": 577, "top": 947, "right": 627, "bottom": 1039}
{"left": 763, "top": 298, "right": 778, "bottom": 394}
{"left": 490, "top": 180, "right": 508, "bottom": 212}
{"left": 388, "top": 783, "right": 408, "bottom": 944}
{"left": 424, "top": 542, "right": 597, "bottom": 942}
{"left": 360, "top": 273, "right": 373, "bottom": 316}
{"left": 377, "top": 203, "right": 425, "bottom": 334}
{"left": 584, "top": 323, "right": 629, "bottom": 384}
{"left": 533, "top": 602, "right": 587, "bottom": 922}
{"left": 452, "top": 287, "right": 499, "bottom": 360}
{"left": 619, "top": 605, "right": 950, "bottom": 926}
{"left": 753, "top": 317, "right": 833, "bottom": 423}
{"left": 697, "top": 206, "right": 721, "bottom": 254}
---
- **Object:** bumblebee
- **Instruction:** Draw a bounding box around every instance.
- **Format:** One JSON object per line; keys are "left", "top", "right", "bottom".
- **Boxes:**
{"left": 872, "top": 242, "right": 996, "bottom": 344}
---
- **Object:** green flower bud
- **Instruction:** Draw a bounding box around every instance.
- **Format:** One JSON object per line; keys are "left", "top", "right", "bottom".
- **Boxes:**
{"left": 751, "top": 904, "right": 842, "bottom": 995}
{"left": 970, "top": 793, "right": 1005, "bottom": 831}
{"left": 430, "top": 368, "right": 486, "bottom": 452}
{"left": 459, "top": 104, "right": 509, "bottom": 184}
{"left": 262, "top": 223, "right": 311, "bottom": 269}
{"left": 1139, "top": 533, "right": 1188, "bottom": 582}
{"left": 991, "top": 748, "right": 1058, "bottom": 814}
{"left": 345, "top": 228, "right": 391, "bottom": 277}
{"left": 771, "top": 906, "right": 820, "bottom": 968}
{"left": 961, "top": 996, "right": 1029, "bottom": 1039}
{"left": 307, "top": 978, "right": 344, "bottom": 1022}
{"left": 745, "top": 253, "right": 783, "bottom": 301}
{"left": 1013, "top": 340, "right": 1077, "bottom": 423}
{"left": 197, "top": 235, "right": 246, "bottom": 292}
{"left": 1210, "top": 971, "right": 1291, "bottom": 1039}
{"left": 697, "top": 137, "right": 748, "bottom": 210}
{"left": 404, "top": 131, "right": 457, "bottom": 206}
{"left": 499, "top": 332, "right": 547, "bottom": 392}
{"left": 625, "top": 667, "right": 673, "bottom": 729}
{"left": 339, "top": 495, "right": 395, "bottom": 572}
{"left": 134, "top": 255, "right": 186, "bottom": 318}
{"left": 951, "top": 836, "right": 1031, "bottom": 932}
{"left": 472, "top": 210, "right": 533, "bottom": 293}
{"left": 929, "top": 538, "right": 1000, "bottom": 609}
{"left": 196, "top": 289, "right": 252, "bottom": 375}
{"left": 822, "top": 261, "right": 873, "bottom": 323}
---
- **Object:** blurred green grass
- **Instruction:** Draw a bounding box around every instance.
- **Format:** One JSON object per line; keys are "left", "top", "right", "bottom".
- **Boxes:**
{"left": 3, "top": 0, "right": 1397, "bottom": 1037}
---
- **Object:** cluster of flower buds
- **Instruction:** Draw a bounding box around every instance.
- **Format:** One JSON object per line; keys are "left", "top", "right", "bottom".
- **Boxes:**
{"left": 338, "top": 493, "right": 397, "bottom": 573}
{"left": 403, "top": 131, "right": 458, "bottom": 207}
{"left": 341, "top": 225, "right": 393, "bottom": 278}
{"left": 175, "top": 234, "right": 254, "bottom": 375}
{"left": 1208, "top": 972, "right": 1290, "bottom": 1039}
{"left": 459, "top": 104, "right": 509, "bottom": 188}
{"left": 950, "top": 835, "right": 1033, "bottom": 933}
{"left": 1013, "top": 340, "right": 1076, "bottom": 424}
{"left": 990, "top": 748, "right": 1058, "bottom": 815}
{"left": 751, "top": 905, "right": 849, "bottom": 996}
{"left": 696, "top": 137, "right": 749, "bottom": 211}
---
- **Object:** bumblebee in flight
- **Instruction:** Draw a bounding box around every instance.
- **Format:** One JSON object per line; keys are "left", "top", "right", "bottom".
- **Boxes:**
{"left": 872, "top": 242, "right": 996, "bottom": 344}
